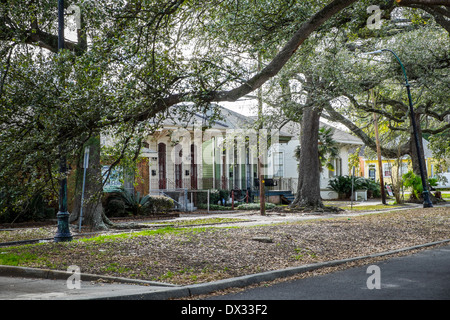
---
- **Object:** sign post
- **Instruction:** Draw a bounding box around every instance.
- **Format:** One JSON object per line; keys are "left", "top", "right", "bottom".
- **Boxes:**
{"left": 79, "top": 146, "right": 89, "bottom": 232}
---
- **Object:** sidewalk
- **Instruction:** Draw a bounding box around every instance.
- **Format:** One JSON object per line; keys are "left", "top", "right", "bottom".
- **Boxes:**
{"left": 0, "top": 276, "right": 178, "bottom": 300}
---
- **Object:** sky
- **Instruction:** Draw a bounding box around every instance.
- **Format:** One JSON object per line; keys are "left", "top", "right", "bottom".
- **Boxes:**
{"left": 218, "top": 100, "right": 258, "bottom": 117}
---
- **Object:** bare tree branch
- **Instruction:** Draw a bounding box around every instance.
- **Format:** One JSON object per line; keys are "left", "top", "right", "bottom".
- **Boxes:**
{"left": 422, "top": 122, "right": 450, "bottom": 134}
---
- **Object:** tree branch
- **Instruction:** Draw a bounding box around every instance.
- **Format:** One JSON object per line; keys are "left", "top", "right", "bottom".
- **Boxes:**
{"left": 323, "top": 103, "right": 410, "bottom": 158}
{"left": 345, "top": 94, "right": 406, "bottom": 124}
{"left": 396, "top": 0, "right": 450, "bottom": 6}
{"left": 422, "top": 122, "right": 450, "bottom": 134}
{"left": 113, "top": 0, "right": 358, "bottom": 126}
{"left": 207, "top": 0, "right": 358, "bottom": 102}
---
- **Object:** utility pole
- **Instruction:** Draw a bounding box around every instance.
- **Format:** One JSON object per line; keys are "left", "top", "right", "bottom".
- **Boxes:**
{"left": 371, "top": 89, "right": 386, "bottom": 205}
{"left": 373, "top": 112, "right": 387, "bottom": 205}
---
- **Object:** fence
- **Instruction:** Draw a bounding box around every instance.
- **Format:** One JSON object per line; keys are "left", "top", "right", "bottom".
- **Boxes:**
{"left": 157, "top": 189, "right": 214, "bottom": 212}
{"left": 157, "top": 177, "right": 299, "bottom": 194}
{"left": 154, "top": 177, "right": 301, "bottom": 212}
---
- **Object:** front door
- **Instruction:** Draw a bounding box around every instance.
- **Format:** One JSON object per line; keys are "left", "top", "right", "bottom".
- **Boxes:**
{"left": 175, "top": 144, "right": 183, "bottom": 188}
{"left": 158, "top": 143, "right": 166, "bottom": 189}
{"left": 190, "top": 144, "right": 198, "bottom": 189}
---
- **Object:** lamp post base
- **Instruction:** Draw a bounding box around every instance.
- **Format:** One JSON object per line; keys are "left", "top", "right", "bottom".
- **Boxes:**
{"left": 422, "top": 191, "right": 433, "bottom": 208}
{"left": 54, "top": 211, "right": 73, "bottom": 242}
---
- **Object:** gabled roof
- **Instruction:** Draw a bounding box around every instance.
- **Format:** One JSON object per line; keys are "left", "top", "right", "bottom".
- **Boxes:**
{"left": 150, "top": 103, "right": 293, "bottom": 140}
{"left": 150, "top": 103, "right": 252, "bottom": 130}
{"left": 321, "top": 122, "right": 364, "bottom": 146}
{"left": 280, "top": 120, "right": 364, "bottom": 146}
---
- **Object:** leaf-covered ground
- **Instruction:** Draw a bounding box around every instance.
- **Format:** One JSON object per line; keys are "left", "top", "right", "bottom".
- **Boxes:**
{"left": 0, "top": 206, "right": 449, "bottom": 286}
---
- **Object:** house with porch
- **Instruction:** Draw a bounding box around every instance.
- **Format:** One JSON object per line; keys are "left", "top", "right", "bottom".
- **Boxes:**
{"left": 102, "top": 105, "right": 364, "bottom": 208}
{"left": 358, "top": 139, "right": 438, "bottom": 183}
{"left": 102, "top": 104, "right": 293, "bottom": 209}
{"left": 265, "top": 120, "right": 364, "bottom": 201}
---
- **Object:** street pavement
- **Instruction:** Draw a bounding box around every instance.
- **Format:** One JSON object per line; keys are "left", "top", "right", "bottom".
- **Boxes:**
{"left": 209, "top": 244, "right": 450, "bottom": 300}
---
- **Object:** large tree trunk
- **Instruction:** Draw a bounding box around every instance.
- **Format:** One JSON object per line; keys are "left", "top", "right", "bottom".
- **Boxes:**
{"left": 290, "top": 106, "right": 324, "bottom": 211}
{"left": 68, "top": 14, "right": 107, "bottom": 231}
{"left": 70, "top": 136, "right": 108, "bottom": 231}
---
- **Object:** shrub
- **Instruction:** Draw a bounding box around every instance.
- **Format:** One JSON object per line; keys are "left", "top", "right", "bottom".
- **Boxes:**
{"left": 328, "top": 175, "right": 380, "bottom": 199}
{"left": 197, "top": 203, "right": 231, "bottom": 211}
{"left": 103, "top": 188, "right": 173, "bottom": 216}
{"left": 148, "top": 195, "right": 174, "bottom": 214}
{"left": 103, "top": 187, "right": 151, "bottom": 216}
{"left": 216, "top": 189, "right": 230, "bottom": 205}
{"left": 357, "top": 178, "right": 381, "bottom": 198}
{"left": 328, "top": 175, "right": 356, "bottom": 198}
{"left": 104, "top": 199, "right": 126, "bottom": 217}
{"left": 195, "top": 189, "right": 231, "bottom": 206}
{"left": 0, "top": 192, "right": 55, "bottom": 223}
{"left": 209, "top": 190, "right": 221, "bottom": 205}
{"left": 236, "top": 203, "right": 276, "bottom": 210}
{"left": 403, "top": 171, "right": 438, "bottom": 199}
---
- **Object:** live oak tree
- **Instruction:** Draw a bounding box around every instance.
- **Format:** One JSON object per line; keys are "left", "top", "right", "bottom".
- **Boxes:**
{"left": 257, "top": 0, "right": 448, "bottom": 209}
{"left": 199, "top": 0, "right": 380, "bottom": 212}
{"left": 1, "top": 0, "right": 365, "bottom": 227}
{"left": 321, "top": 19, "right": 449, "bottom": 203}
{"left": 1, "top": 0, "right": 447, "bottom": 227}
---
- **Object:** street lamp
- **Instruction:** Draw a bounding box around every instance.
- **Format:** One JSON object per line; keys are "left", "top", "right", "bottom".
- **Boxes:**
{"left": 54, "top": 0, "right": 73, "bottom": 242}
{"left": 364, "top": 49, "right": 433, "bottom": 208}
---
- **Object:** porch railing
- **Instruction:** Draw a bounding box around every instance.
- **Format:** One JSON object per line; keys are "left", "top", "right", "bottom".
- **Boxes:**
{"left": 156, "top": 177, "right": 299, "bottom": 193}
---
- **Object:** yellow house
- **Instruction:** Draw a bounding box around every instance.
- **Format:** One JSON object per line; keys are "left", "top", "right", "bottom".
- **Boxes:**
{"left": 361, "top": 158, "right": 412, "bottom": 183}
{"left": 360, "top": 138, "right": 438, "bottom": 183}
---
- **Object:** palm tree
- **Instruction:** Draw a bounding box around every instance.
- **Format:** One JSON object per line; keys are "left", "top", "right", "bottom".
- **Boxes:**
{"left": 318, "top": 127, "right": 339, "bottom": 172}
{"left": 295, "top": 126, "right": 339, "bottom": 172}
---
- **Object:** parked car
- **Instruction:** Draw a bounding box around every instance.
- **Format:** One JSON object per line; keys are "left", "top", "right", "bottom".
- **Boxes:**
{"left": 435, "top": 172, "right": 450, "bottom": 189}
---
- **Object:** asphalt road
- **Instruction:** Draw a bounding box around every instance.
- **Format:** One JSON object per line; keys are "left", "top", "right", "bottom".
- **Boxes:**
{"left": 208, "top": 244, "right": 450, "bottom": 300}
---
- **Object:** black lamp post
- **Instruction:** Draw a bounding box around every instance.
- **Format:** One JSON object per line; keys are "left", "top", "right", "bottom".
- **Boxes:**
{"left": 365, "top": 49, "right": 433, "bottom": 208}
{"left": 54, "top": 0, "right": 73, "bottom": 242}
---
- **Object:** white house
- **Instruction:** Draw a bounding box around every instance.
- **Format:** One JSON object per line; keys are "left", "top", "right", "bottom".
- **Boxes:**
{"left": 267, "top": 120, "right": 364, "bottom": 200}
{"left": 102, "top": 104, "right": 363, "bottom": 205}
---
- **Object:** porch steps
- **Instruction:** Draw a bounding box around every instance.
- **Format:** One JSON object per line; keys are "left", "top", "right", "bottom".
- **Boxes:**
{"left": 265, "top": 190, "right": 295, "bottom": 204}
{"left": 160, "top": 190, "right": 196, "bottom": 212}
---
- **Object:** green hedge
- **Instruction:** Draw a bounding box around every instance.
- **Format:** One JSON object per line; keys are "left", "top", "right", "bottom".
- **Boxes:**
{"left": 236, "top": 203, "right": 276, "bottom": 210}
{"left": 197, "top": 203, "right": 232, "bottom": 211}
{"left": 149, "top": 195, "right": 174, "bottom": 214}
{"left": 103, "top": 188, "right": 174, "bottom": 217}
{"left": 328, "top": 176, "right": 381, "bottom": 199}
